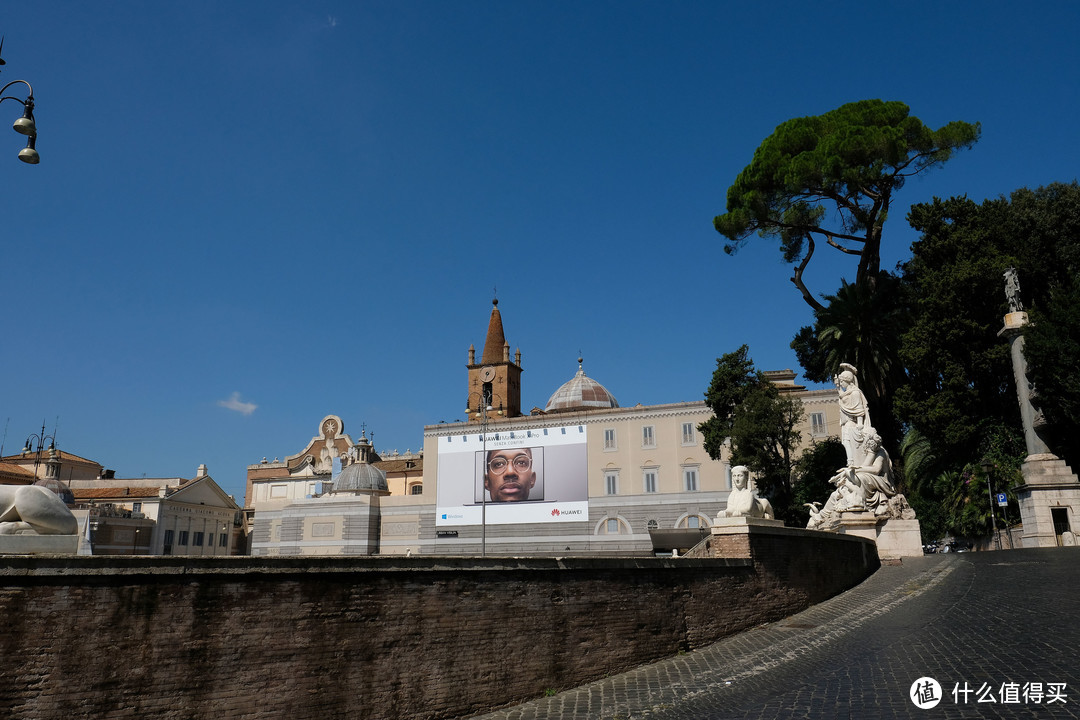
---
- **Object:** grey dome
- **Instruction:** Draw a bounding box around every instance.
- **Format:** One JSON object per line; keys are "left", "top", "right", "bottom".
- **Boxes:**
{"left": 331, "top": 461, "right": 387, "bottom": 493}
{"left": 545, "top": 360, "right": 619, "bottom": 412}
{"left": 35, "top": 477, "right": 75, "bottom": 505}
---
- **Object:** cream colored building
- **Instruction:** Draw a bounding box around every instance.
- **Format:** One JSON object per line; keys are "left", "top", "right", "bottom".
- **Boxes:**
{"left": 69, "top": 466, "right": 242, "bottom": 556}
{"left": 247, "top": 300, "right": 841, "bottom": 557}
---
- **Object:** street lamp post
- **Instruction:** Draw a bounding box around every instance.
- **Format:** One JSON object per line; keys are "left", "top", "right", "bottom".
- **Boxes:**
{"left": 981, "top": 459, "right": 1001, "bottom": 551}
{"left": 467, "top": 388, "right": 503, "bottom": 558}
{"left": 0, "top": 40, "right": 41, "bottom": 164}
{"left": 23, "top": 420, "right": 57, "bottom": 480}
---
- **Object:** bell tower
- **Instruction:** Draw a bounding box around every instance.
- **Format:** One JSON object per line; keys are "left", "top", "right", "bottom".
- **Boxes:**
{"left": 466, "top": 298, "right": 522, "bottom": 419}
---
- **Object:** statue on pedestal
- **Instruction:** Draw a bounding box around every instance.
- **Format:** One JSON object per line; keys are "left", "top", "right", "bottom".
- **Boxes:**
{"left": 1004, "top": 267, "right": 1024, "bottom": 313}
{"left": 807, "top": 363, "right": 916, "bottom": 530}
{"left": 718, "top": 465, "right": 774, "bottom": 520}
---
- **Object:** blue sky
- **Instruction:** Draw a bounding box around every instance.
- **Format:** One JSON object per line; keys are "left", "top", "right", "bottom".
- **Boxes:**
{"left": 3, "top": 1, "right": 1078, "bottom": 501}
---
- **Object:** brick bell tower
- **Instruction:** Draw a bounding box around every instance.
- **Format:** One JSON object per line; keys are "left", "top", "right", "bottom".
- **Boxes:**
{"left": 466, "top": 298, "right": 522, "bottom": 419}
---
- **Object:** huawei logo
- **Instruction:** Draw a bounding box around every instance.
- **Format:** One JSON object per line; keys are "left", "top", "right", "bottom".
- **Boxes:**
{"left": 551, "top": 508, "right": 561, "bottom": 516}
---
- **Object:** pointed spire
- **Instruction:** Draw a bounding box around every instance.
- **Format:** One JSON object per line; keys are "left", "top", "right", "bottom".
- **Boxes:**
{"left": 481, "top": 297, "right": 506, "bottom": 364}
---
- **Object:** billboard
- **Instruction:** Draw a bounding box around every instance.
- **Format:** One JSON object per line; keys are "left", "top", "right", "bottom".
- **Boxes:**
{"left": 436, "top": 424, "right": 588, "bottom": 525}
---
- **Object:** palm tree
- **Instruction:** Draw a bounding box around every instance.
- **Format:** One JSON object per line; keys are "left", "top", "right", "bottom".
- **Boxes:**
{"left": 814, "top": 272, "right": 909, "bottom": 404}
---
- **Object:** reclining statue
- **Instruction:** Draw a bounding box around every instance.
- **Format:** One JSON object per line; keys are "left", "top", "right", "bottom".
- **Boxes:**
{"left": 0, "top": 485, "right": 80, "bottom": 535}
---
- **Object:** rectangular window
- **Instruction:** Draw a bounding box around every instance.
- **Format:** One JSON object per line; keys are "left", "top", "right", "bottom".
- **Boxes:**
{"left": 642, "top": 425, "right": 655, "bottom": 448}
{"left": 163, "top": 529, "right": 174, "bottom": 546}
{"left": 605, "top": 471, "right": 619, "bottom": 496}
{"left": 687, "top": 515, "right": 700, "bottom": 529}
{"left": 132, "top": 502, "right": 142, "bottom": 512}
{"left": 219, "top": 533, "right": 228, "bottom": 548}
{"left": 192, "top": 531, "right": 204, "bottom": 547}
{"left": 410, "top": 484, "right": 424, "bottom": 495}
{"left": 606, "top": 518, "right": 620, "bottom": 534}
{"left": 681, "top": 422, "right": 696, "bottom": 445}
{"left": 604, "top": 428, "right": 617, "bottom": 450}
{"left": 643, "top": 470, "right": 658, "bottom": 494}
{"left": 683, "top": 468, "right": 699, "bottom": 492}
{"left": 811, "top": 412, "right": 826, "bottom": 436}
{"left": 178, "top": 530, "right": 189, "bottom": 546}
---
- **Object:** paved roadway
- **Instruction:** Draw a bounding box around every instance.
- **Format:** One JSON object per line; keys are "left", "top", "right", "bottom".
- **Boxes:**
{"left": 468, "top": 548, "right": 1080, "bottom": 719}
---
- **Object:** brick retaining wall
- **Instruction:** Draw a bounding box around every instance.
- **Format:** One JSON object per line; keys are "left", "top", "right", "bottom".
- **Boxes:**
{"left": 0, "top": 530, "right": 877, "bottom": 720}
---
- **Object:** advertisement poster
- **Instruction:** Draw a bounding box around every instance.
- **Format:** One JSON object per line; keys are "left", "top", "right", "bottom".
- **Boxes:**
{"left": 436, "top": 424, "right": 588, "bottom": 525}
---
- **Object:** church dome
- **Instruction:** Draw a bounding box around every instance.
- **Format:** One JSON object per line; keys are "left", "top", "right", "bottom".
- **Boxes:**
{"left": 331, "top": 461, "right": 388, "bottom": 493}
{"left": 330, "top": 436, "right": 387, "bottom": 494}
{"left": 544, "top": 359, "right": 619, "bottom": 412}
{"left": 35, "top": 477, "right": 75, "bottom": 505}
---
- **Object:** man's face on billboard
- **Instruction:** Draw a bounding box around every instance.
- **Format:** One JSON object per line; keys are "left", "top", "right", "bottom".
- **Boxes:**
{"left": 485, "top": 448, "right": 536, "bottom": 502}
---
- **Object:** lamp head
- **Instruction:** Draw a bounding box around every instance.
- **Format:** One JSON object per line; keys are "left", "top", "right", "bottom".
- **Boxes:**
{"left": 18, "top": 134, "right": 38, "bottom": 164}
{"left": 13, "top": 103, "right": 35, "bottom": 136}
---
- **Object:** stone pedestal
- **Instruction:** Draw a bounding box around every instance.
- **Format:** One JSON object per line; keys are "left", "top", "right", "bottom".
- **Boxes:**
{"left": 1017, "top": 453, "right": 1080, "bottom": 548}
{"left": 706, "top": 516, "right": 792, "bottom": 559}
{"left": 0, "top": 534, "right": 80, "bottom": 555}
{"left": 835, "top": 512, "right": 923, "bottom": 560}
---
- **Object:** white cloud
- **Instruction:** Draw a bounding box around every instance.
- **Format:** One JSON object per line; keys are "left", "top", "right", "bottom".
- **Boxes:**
{"left": 327, "top": 15, "right": 338, "bottom": 28}
{"left": 219, "top": 392, "right": 257, "bottom": 416}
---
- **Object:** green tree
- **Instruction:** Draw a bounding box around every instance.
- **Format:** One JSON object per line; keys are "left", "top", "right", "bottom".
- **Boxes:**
{"left": 700, "top": 345, "right": 804, "bottom": 520}
{"left": 895, "top": 195, "right": 1019, "bottom": 463}
{"left": 898, "top": 427, "right": 947, "bottom": 543}
{"left": 790, "top": 271, "right": 909, "bottom": 451}
{"left": 715, "top": 99, "right": 980, "bottom": 311}
{"left": 791, "top": 437, "right": 846, "bottom": 526}
{"left": 1026, "top": 279, "right": 1080, "bottom": 467}
{"left": 897, "top": 182, "right": 1080, "bottom": 467}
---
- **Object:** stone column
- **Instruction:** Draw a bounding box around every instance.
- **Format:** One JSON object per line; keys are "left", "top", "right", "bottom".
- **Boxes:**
{"left": 999, "top": 312, "right": 1051, "bottom": 456}
{"left": 999, "top": 310, "right": 1080, "bottom": 548}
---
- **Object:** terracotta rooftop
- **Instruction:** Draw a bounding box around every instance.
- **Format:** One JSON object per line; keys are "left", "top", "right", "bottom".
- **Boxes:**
{"left": 0, "top": 462, "right": 36, "bottom": 484}
{"left": 72, "top": 487, "right": 168, "bottom": 500}
{"left": 374, "top": 457, "right": 424, "bottom": 473}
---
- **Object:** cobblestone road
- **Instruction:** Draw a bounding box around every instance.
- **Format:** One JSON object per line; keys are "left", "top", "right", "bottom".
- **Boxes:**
{"left": 467, "top": 548, "right": 1080, "bottom": 719}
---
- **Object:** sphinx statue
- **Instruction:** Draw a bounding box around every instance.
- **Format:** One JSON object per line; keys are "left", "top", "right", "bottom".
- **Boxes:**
{"left": 718, "top": 465, "right": 774, "bottom": 520}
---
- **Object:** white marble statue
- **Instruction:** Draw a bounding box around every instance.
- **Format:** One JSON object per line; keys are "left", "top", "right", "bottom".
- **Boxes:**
{"left": 834, "top": 363, "right": 871, "bottom": 465}
{"left": 718, "top": 465, "right": 774, "bottom": 520}
{"left": 832, "top": 427, "right": 897, "bottom": 515}
{"left": 807, "top": 362, "right": 916, "bottom": 530}
{"left": 0, "top": 485, "right": 80, "bottom": 535}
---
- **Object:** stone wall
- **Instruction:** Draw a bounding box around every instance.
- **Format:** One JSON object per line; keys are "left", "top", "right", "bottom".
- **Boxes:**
{"left": 0, "top": 531, "right": 877, "bottom": 720}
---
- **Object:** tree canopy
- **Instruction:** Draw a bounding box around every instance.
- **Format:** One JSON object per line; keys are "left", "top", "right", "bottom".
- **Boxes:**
{"left": 715, "top": 99, "right": 980, "bottom": 310}
{"left": 790, "top": 271, "right": 909, "bottom": 451}
{"left": 896, "top": 182, "right": 1080, "bottom": 468}
{"left": 891, "top": 182, "right": 1080, "bottom": 539}
{"left": 699, "top": 345, "right": 804, "bottom": 521}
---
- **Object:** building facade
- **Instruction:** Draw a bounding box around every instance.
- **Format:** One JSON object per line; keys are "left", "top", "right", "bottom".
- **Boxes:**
{"left": 68, "top": 465, "right": 242, "bottom": 556}
{"left": 247, "top": 300, "right": 841, "bottom": 557}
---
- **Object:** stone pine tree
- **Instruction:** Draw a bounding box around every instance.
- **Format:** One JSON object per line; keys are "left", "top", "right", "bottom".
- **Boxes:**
{"left": 714, "top": 99, "right": 980, "bottom": 312}
{"left": 699, "top": 345, "right": 804, "bottom": 521}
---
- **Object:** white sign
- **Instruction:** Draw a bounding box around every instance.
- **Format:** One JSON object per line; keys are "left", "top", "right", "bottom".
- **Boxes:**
{"left": 435, "top": 424, "right": 589, "bottom": 525}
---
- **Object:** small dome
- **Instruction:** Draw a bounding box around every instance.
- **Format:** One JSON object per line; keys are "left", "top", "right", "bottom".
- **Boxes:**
{"left": 545, "top": 359, "right": 619, "bottom": 412}
{"left": 35, "top": 477, "right": 75, "bottom": 505}
{"left": 331, "top": 462, "right": 387, "bottom": 494}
